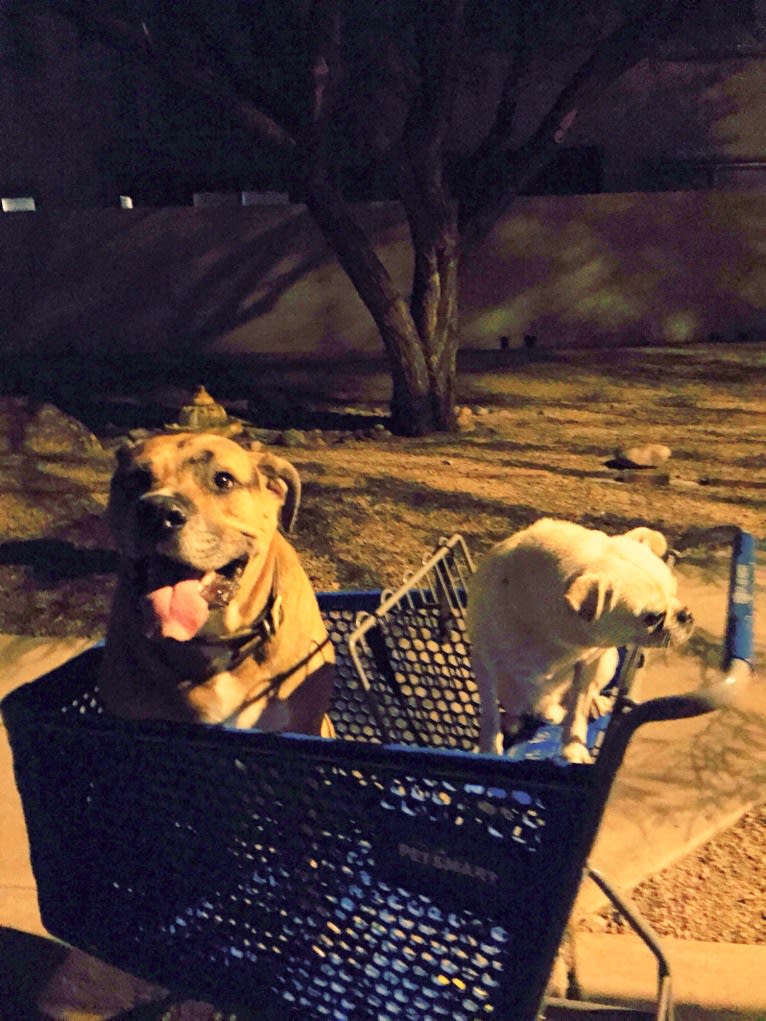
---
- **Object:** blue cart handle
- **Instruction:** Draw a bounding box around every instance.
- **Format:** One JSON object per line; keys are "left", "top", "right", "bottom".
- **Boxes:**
{"left": 723, "top": 529, "right": 755, "bottom": 671}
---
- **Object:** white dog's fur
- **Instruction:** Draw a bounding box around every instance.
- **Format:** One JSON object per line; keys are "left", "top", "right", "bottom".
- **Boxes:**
{"left": 466, "top": 519, "right": 694, "bottom": 763}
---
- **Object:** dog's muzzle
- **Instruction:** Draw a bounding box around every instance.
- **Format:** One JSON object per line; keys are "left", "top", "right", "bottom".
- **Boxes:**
{"left": 662, "top": 606, "right": 695, "bottom": 646}
{"left": 136, "top": 493, "right": 191, "bottom": 541}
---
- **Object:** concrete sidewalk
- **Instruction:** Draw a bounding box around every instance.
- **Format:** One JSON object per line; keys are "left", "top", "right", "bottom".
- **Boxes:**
{"left": 570, "top": 556, "right": 766, "bottom": 1020}
{"left": 0, "top": 556, "right": 762, "bottom": 1018}
{"left": 575, "top": 933, "right": 766, "bottom": 1021}
{"left": 575, "top": 558, "right": 765, "bottom": 918}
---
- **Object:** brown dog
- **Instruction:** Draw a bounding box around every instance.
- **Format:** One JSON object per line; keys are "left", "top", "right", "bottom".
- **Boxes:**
{"left": 98, "top": 431, "right": 335, "bottom": 735}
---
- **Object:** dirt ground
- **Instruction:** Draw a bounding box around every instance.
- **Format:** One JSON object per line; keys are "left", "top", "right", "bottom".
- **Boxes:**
{"left": 590, "top": 801, "right": 766, "bottom": 944}
{"left": 0, "top": 341, "right": 764, "bottom": 945}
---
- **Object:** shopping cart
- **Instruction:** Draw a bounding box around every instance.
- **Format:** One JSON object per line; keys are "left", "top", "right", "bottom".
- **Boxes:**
{"left": 1, "top": 529, "right": 756, "bottom": 1021}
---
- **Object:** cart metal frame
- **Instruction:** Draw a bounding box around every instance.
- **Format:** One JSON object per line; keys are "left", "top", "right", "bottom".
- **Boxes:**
{"left": 1, "top": 530, "right": 755, "bottom": 1021}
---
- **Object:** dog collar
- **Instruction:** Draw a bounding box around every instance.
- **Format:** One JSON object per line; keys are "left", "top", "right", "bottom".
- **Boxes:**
{"left": 190, "top": 565, "right": 284, "bottom": 673}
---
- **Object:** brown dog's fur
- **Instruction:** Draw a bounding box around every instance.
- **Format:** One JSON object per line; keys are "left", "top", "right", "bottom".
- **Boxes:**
{"left": 98, "top": 432, "right": 334, "bottom": 735}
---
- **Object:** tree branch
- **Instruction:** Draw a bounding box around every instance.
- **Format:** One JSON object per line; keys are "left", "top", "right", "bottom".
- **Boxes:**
{"left": 45, "top": 0, "right": 296, "bottom": 152}
{"left": 393, "top": 1, "right": 464, "bottom": 266}
{"left": 293, "top": 2, "right": 430, "bottom": 425}
{"left": 405, "top": 0, "right": 466, "bottom": 191}
{"left": 304, "top": 178, "right": 431, "bottom": 427}
{"left": 460, "top": 0, "right": 701, "bottom": 252}
{"left": 415, "top": 0, "right": 467, "bottom": 153}
{"left": 478, "top": 54, "right": 526, "bottom": 160}
{"left": 303, "top": 0, "right": 342, "bottom": 185}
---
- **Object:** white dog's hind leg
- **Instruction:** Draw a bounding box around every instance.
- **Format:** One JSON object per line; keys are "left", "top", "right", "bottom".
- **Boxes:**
{"left": 590, "top": 692, "right": 612, "bottom": 718}
{"left": 479, "top": 696, "right": 503, "bottom": 755}
{"left": 473, "top": 658, "right": 504, "bottom": 754}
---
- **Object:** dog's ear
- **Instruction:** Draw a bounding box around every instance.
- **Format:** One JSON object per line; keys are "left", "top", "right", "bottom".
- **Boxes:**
{"left": 255, "top": 452, "right": 301, "bottom": 533}
{"left": 114, "top": 441, "right": 138, "bottom": 469}
{"left": 565, "top": 572, "right": 615, "bottom": 622}
{"left": 622, "top": 526, "right": 668, "bottom": 559}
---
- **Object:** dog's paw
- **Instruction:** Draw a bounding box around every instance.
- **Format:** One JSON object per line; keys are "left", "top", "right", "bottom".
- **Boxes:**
{"left": 536, "top": 696, "right": 566, "bottom": 725}
{"left": 562, "top": 739, "right": 593, "bottom": 764}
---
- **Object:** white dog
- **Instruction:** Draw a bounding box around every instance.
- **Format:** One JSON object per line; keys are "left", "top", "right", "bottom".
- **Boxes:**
{"left": 466, "top": 519, "right": 694, "bottom": 763}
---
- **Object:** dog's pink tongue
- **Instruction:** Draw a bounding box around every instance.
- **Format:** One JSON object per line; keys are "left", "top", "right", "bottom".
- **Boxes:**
{"left": 143, "top": 578, "right": 210, "bottom": 641}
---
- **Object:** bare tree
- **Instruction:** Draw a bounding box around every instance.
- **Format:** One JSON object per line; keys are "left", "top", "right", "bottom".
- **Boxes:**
{"left": 29, "top": 1, "right": 757, "bottom": 433}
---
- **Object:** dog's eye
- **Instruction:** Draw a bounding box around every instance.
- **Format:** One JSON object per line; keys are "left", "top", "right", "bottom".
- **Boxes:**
{"left": 213, "top": 471, "right": 238, "bottom": 491}
{"left": 642, "top": 610, "right": 666, "bottom": 630}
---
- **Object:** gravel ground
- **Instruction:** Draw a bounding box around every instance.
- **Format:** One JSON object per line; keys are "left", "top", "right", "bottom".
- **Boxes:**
{"left": 583, "top": 802, "right": 766, "bottom": 943}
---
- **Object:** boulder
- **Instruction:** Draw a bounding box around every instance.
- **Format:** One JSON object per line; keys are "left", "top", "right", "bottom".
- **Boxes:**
{"left": 0, "top": 397, "right": 103, "bottom": 459}
{"left": 280, "top": 428, "right": 307, "bottom": 448}
{"left": 611, "top": 443, "right": 671, "bottom": 469}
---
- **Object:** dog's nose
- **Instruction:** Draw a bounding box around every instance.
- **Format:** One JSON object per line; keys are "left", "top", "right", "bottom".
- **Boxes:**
{"left": 676, "top": 608, "right": 693, "bottom": 625}
{"left": 136, "top": 495, "right": 188, "bottom": 536}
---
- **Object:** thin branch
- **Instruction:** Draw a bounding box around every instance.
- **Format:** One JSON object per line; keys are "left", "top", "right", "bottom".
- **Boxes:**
{"left": 303, "top": 0, "right": 342, "bottom": 185}
{"left": 393, "top": 0, "right": 465, "bottom": 253}
{"left": 416, "top": 0, "right": 467, "bottom": 153}
{"left": 479, "top": 54, "right": 526, "bottom": 159}
{"left": 46, "top": 0, "right": 296, "bottom": 152}
{"left": 182, "top": 5, "right": 254, "bottom": 97}
{"left": 405, "top": 0, "right": 466, "bottom": 188}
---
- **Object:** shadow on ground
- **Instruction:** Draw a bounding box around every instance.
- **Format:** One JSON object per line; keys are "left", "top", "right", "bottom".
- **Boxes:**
{"left": 0, "top": 540, "right": 117, "bottom": 584}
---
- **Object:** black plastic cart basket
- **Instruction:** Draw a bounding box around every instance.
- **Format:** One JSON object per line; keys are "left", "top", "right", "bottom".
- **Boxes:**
{"left": 1, "top": 529, "right": 756, "bottom": 1021}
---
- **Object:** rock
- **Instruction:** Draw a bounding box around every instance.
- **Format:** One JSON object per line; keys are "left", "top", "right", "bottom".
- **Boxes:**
{"left": 280, "top": 428, "right": 307, "bottom": 448}
{"left": 456, "top": 406, "right": 475, "bottom": 431}
{"left": 611, "top": 443, "right": 671, "bottom": 469}
{"left": 0, "top": 397, "right": 103, "bottom": 459}
{"left": 241, "top": 426, "right": 281, "bottom": 446}
{"left": 126, "top": 427, "right": 153, "bottom": 443}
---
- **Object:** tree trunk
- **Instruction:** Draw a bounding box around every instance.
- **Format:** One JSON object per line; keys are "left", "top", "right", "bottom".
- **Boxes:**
{"left": 408, "top": 201, "right": 460, "bottom": 432}
{"left": 305, "top": 179, "right": 450, "bottom": 435}
{"left": 393, "top": 0, "right": 464, "bottom": 433}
